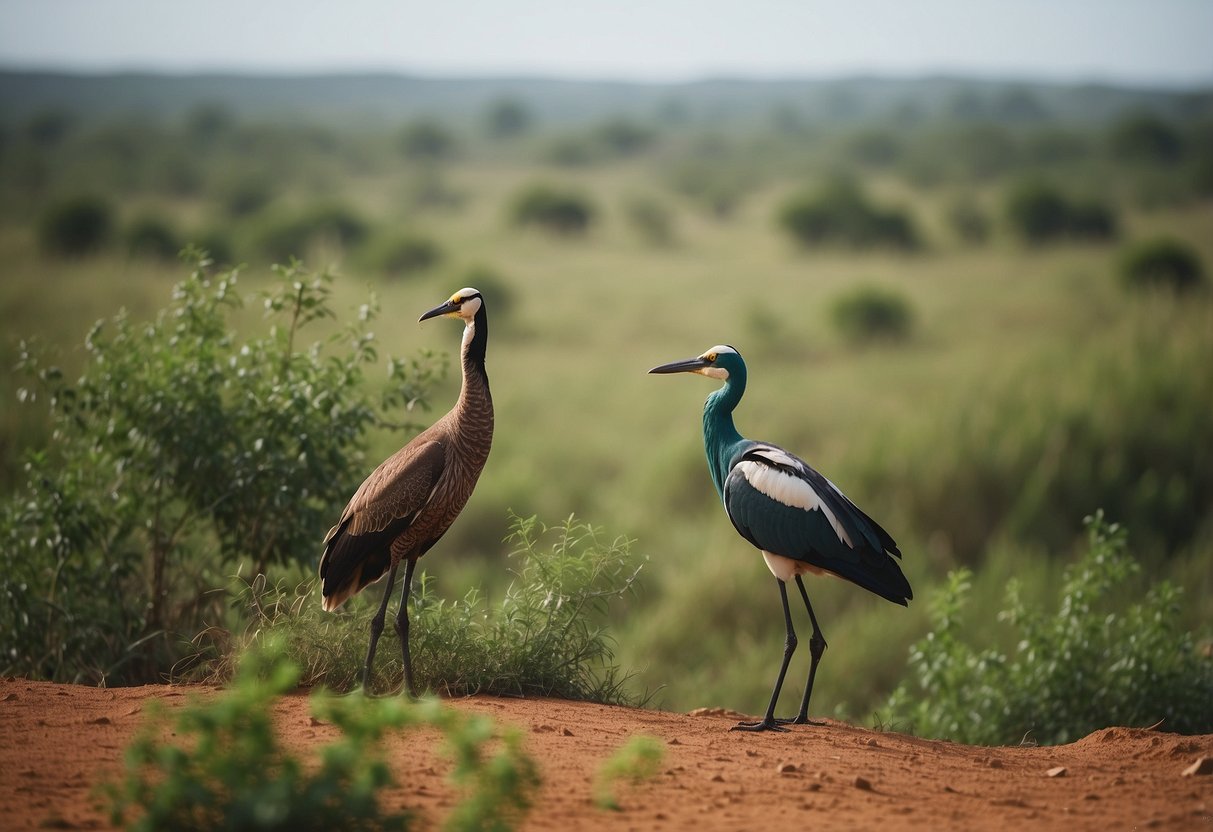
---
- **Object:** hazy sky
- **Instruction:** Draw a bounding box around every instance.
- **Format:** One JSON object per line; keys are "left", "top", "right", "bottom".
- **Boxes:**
{"left": 1, "top": 0, "right": 1210, "bottom": 85}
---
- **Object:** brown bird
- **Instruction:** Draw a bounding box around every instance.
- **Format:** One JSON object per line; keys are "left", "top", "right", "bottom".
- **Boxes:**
{"left": 319, "top": 287, "right": 492, "bottom": 696}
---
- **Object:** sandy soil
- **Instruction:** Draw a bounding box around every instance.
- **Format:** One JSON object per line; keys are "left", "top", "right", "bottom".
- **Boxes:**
{"left": 1, "top": 678, "right": 1210, "bottom": 830}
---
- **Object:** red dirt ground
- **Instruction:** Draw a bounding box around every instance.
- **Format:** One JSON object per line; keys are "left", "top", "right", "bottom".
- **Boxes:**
{"left": 1, "top": 678, "right": 1210, "bottom": 830}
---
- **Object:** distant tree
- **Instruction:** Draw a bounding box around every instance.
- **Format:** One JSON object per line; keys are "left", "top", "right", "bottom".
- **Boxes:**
{"left": 399, "top": 119, "right": 458, "bottom": 161}
{"left": 184, "top": 103, "right": 234, "bottom": 146}
{"left": 363, "top": 231, "right": 442, "bottom": 279}
{"left": 831, "top": 286, "right": 915, "bottom": 343}
{"left": 623, "top": 195, "right": 676, "bottom": 247}
{"left": 592, "top": 118, "right": 655, "bottom": 156}
{"left": 125, "top": 215, "right": 181, "bottom": 260}
{"left": 484, "top": 98, "right": 532, "bottom": 139}
{"left": 1004, "top": 180, "right": 1119, "bottom": 245}
{"left": 1109, "top": 113, "right": 1183, "bottom": 164}
{"left": 1003, "top": 180, "right": 1072, "bottom": 244}
{"left": 778, "top": 179, "right": 920, "bottom": 250}
{"left": 510, "top": 183, "right": 595, "bottom": 235}
{"left": 24, "top": 110, "right": 74, "bottom": 146}
{"left": 1119, "top": 238, "right": 1205, "bottom": 292}
{"left": 36, "top": 196, "right": 114, "bottom": 256}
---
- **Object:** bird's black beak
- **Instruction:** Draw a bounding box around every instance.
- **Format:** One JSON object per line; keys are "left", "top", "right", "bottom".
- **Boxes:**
{"left": 648, "top": 356, "right": 711, "bottom": 375}
{"left": 419, "top": 299, "right": 460, "bottom": 323}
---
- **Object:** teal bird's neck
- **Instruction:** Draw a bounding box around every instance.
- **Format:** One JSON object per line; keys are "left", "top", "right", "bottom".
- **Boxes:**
{"left": 702, "top": 371, "right": 747, "bottom": 499}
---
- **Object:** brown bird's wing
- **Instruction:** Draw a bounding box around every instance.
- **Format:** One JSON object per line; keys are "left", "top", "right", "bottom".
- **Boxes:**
{"left": 319, "top": 439, "right": 446, "bottom": 611}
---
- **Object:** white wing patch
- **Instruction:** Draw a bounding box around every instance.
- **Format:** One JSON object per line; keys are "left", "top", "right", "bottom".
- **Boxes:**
{"left": 736, "top": 459, "right": 854, "bottom": 548}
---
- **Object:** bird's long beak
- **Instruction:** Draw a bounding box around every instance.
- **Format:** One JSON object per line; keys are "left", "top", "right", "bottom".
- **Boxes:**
{"left": 648, "top": 356, "right": 711, "bottom": 375}
{"left": 419, "top": 299, "right": 461, "bottom": 323}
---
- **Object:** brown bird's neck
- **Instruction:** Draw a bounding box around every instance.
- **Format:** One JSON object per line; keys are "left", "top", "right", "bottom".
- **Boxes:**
{"left": 454, "top": 308, "right": 492, "bottom": 421}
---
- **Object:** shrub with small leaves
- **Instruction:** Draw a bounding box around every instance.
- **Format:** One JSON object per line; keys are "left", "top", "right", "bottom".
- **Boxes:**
{"left": 1119, "top": 237, "right": 1205, "bottom": 293}
{"left": 220, "top": 513, "right": 646, "bottom": 704}
{"left": 124, "top": 215, "right": 181, "bottom": 260}
{"left": 509, "top": 184, "right": 595, "bottom": 235}
{"left": 886, "top": 512, "right": 1213, "bottom": 746}
{"left": 36, "top": 195, "right": 114, "bottom": 255}
{"left": 104, "top": 640, "right": 539, "bottom": 832}
{"left": 830, "top": 285, "right": 914, "bottom": 344}
{"left": 1, "top": 252, "right": 445, "bottom": 683}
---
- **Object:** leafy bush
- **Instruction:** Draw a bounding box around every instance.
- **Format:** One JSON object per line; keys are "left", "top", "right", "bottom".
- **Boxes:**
{"left": 483, "top": 98, "right": 532, "bottom": 139}
{"left": 778, "top": 180, "right": 920, "bottom": 250}
{"left": 104, "top": 642, "right": 539, "bottom": 832}
{"left": 886, "top": 513, "right": 1213, "bottom": 745}
{"left": 830, "top": 286, "right": 914, "bottom": 343}
{"left": 1109, "top": 112, "right": 1183, "bottom": 165}
{"left": 36, "top": 195, "right": 114, "bottom": 255}
{"left": 0, "top": 255, "right": 445, "bottom": 683}
{"left": 219, "top": 514, "right": 645, "bottom": 703}
{"left": 399, "top": 119, "right": 458, "bottom": 161}
{"left": 1003, "top": 180, "right": 1119, "bottom": 244}
{"left": 250, "top": 203, "right": 370, "bottom": 261}
{"left": 509, "top": 184, "right": 595, "bottom": 235}
{"left": 666, "top": 160, "right": 757, "bottom": 219}
{"left": 1119, "top": 237, "right": 1205, "bottom": 292}
{"left": 363, "top": 231, "right": 443, "bottom": 278}
{"left": 124, "top": 215, "right": 181, "bottom": 260}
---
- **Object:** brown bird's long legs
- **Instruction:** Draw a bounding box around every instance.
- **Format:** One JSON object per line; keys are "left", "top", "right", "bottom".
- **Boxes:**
{"left": 361, "top": 561, "right": 400, "bottom": 693}
{"left": 393, "top": 558, "right": 418, "bottom": 698}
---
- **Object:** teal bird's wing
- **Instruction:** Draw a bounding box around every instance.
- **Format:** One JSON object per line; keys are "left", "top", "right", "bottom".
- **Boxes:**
{"left": 723, "top": 443, "right": 912, "bottom": 605}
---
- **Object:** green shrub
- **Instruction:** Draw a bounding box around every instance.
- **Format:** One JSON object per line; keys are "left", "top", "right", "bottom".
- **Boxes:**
{"left": 250, "top": 203, "right": 370, "bottom": 261}
{"left": 399, "top": 119, "right": 458, "bottom": 161}
{"left": 104, "top": 641, "right": 539, "bottom": 832}
{"left": 666, "top": 160, "right": 756, "bottom": 219}
{"left": 220, "top": 513, "right": 645, "bottom": 703}
{"left": 483, "top": 98, "right": 532, "bottom": 139}
{"left": 124, "top": 215, "right": 181, "bottom": 260}
{"left": 364, "top": 231, "right": 443, "bottom": 278}
{"left": 1109, "top": 112, "right": 1183, "bottom": 165}
{"left": 1119, "top": 237, "right": 1205, "bottom": 292}
{"left": 0, "top": 256, "right": 445, "bottom": 683}
{"left": 830, "top": 286, "right": 915, "bottom": 343}
{"left": 778, "top": 180, "right": 920, "bottom": 250}
{"left": 1003, "top": 180, "right": 1119, "bottom": 244}
{"left": 886, "top": 513, "right": 1213, "bottom": 745}
{"left": 509, "top": 184, "right": 595, "bottom": 235}
{"left": 36, "top": 195, "right": 114, "bottom": 255}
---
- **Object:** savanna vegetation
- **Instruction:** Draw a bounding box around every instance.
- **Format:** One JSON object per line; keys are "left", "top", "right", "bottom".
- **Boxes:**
{"left": 1, "top": 72, "right": 1211, "bottom": 752}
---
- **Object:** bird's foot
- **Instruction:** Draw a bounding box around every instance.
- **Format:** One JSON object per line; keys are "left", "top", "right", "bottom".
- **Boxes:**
{"left": 730, "top": 718, "right": 789, "bottom": 733}
{"left": 773, "top": 715, "right": 826, "bottom": 726}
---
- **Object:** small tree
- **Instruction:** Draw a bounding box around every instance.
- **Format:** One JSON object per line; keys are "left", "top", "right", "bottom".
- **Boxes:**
{"left": 778, "top": 180, "right": 920, "bottom": 250}
{"left": 1119, "top": 237, "right": 1206, "bottom": 292}
{"left": 36, "top": 195, "right": 114, "bottom": 256}
{"left": 399, "top": 119, "right": 458, "bottom": 161}
{"left": 830, "top": 285, "right": 915, "bottom": 343}
{"left": 510, "top": 184, "right": 596, "bottom": 235}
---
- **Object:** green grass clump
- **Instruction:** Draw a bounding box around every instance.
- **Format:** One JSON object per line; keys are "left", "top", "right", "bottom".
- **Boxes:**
{"left": 593, "top": 735, "right": 665, "bottom": 811}
{"left": 886, "top": 512, "right": 1213, "bottom": 746}
{"left": 104, "top": 641, "right": 539, "bottom": 832}
{"left": 222, "top": 513, "right": 646, "bottom": 704}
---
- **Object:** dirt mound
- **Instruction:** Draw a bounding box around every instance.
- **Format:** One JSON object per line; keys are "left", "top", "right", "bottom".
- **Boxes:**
{"left": 2, "top": 678, "right": 1210, "bottom": 830}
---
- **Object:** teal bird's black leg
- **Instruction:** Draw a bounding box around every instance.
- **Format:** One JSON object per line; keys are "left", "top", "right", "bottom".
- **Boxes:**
{"left": 777, "top": 575, "right": 828, "bottom": 726}
{"left": 393, "top": 557, "right": 418, "bottom": 698}
{"left": 362, "top": 561, "right": 400, "bottom": 694}
{"left": 732, "top": 579, "right": 797, "bottom": 733}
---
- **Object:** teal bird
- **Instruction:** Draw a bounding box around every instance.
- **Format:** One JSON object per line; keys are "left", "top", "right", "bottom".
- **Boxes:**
{"left": 650, "top": 345, "right": 911, "bottom": 732}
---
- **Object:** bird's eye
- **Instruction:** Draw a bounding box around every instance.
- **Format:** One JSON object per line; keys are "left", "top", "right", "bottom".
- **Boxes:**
{"left": 706, "top": 352, "right": 717, "bottom": 362}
